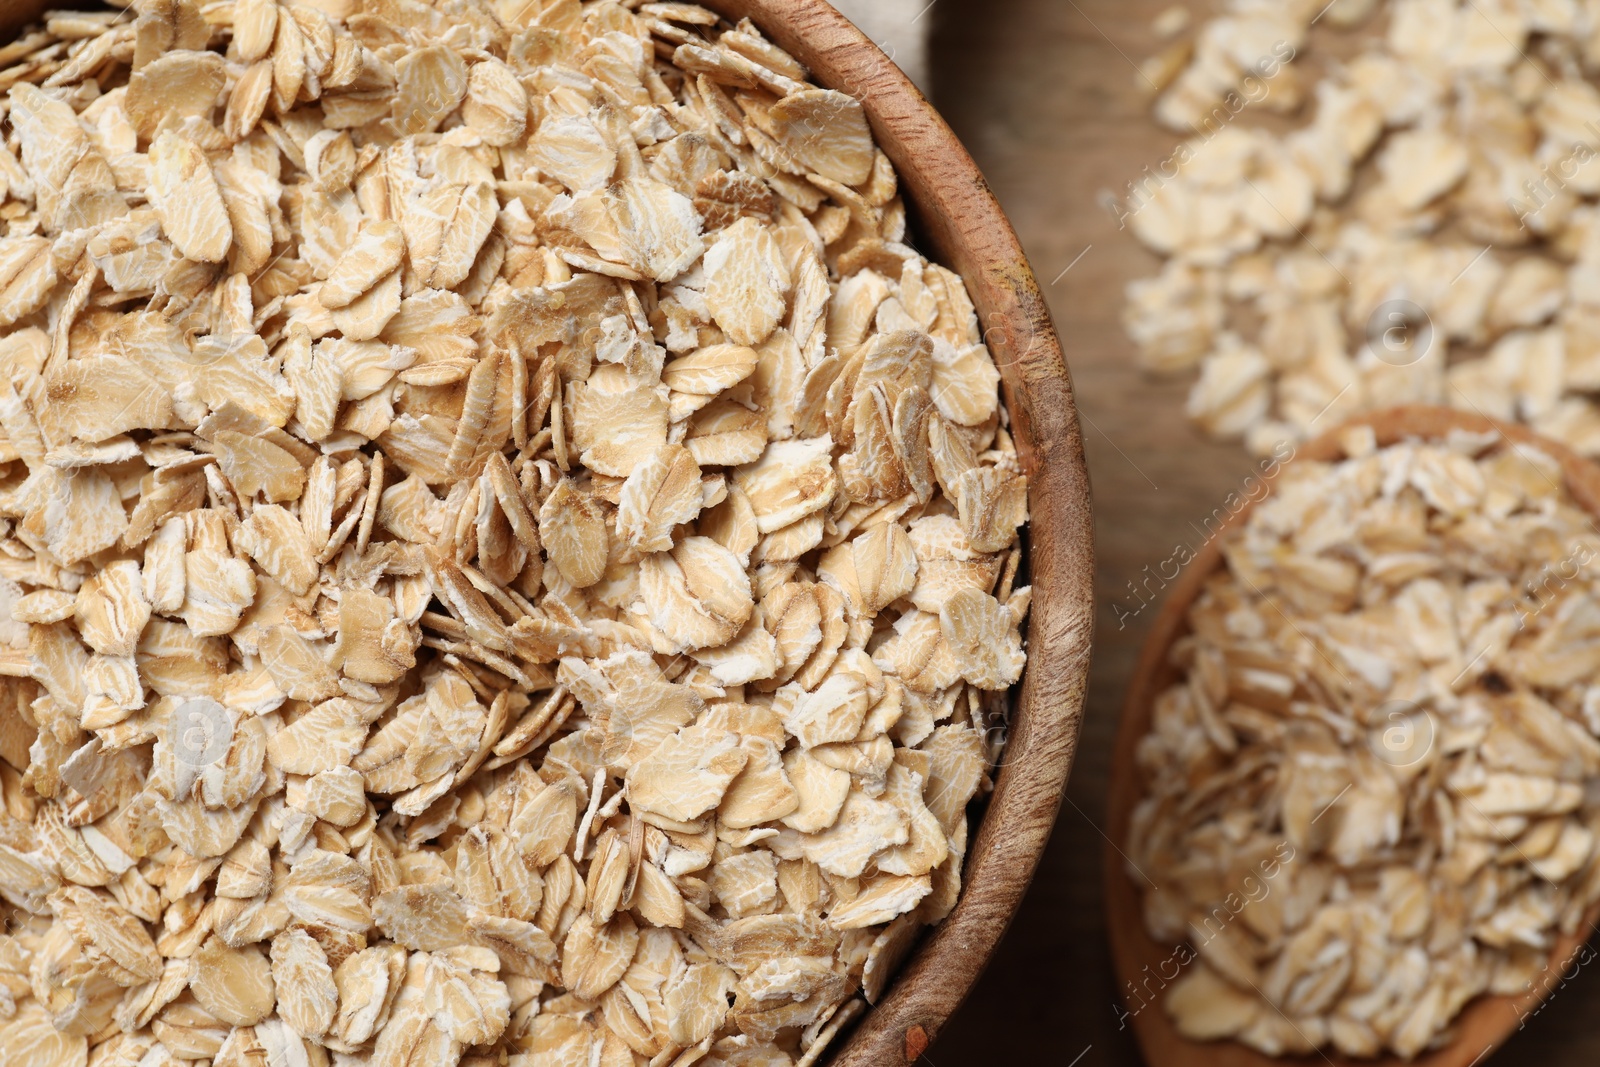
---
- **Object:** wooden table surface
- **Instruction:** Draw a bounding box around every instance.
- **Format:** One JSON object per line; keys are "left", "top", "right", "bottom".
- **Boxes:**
{"left": 916, "top": 1, "right": 1600, "bottom": 1064}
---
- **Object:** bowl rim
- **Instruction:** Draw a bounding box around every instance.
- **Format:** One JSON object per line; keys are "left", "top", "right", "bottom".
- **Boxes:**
{"left": 1105, "top": 405, "right": 1600, "bottom": 1067}
{"left": 695, "top": 2, "right": 1095, "bottom": 1062}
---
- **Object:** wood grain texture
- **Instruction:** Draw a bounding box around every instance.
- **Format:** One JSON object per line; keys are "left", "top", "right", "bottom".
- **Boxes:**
{"left": 1106, "top": 406, "right": 1600, "bottom": 1067}
{"left": 0, "top": 2, "right": 1096, "bottom": 1064}
{"left": 695, "top": 3, "right": 1097, "bottom": 1063}
{"left": 0, "top": 1, "right": 51, "bottom": 41}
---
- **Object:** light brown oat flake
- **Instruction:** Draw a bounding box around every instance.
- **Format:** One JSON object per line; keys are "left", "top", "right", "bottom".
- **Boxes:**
{"left": 704, "top": 216, "right": 792, "bottom": 346}
{"left": 616, "top": 444, "right": 704, "bottom": 556}
{"left": 319, "top": 218, "right": 405, "bottom": 310}
{"left": 147, "top": 131, "right": 232, "bottom": 264}
{"left": 1120, "top": 0, "right": 1600, "bottom": 462}
{"left": 768, "top": 89, "right": 876, "bottom": 187}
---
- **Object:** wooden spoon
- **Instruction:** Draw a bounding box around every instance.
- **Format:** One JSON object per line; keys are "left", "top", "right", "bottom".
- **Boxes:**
{"left": 1106, "top": 405, "right": 1600, "bottom": 1067}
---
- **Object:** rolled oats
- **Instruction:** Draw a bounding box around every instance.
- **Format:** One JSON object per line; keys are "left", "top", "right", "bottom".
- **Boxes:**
{"left": 1130, "top": 433, "right": 1600, "bottom": 1057}
{"left": 0, "top": 2, "right": 1029, "bottom": 1065}
{"left": 1123, "top": 1, "right": 1600, "bottom": 459}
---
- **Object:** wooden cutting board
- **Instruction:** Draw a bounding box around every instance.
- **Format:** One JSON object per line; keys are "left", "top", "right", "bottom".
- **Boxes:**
{"left": 923, "top": 0, "right": 1600, "bottom": 1064}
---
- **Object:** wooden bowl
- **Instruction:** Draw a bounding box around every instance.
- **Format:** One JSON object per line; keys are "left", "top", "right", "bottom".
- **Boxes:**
{"left": 0, "top": 2, "right": 49, "bottom": 41}
{"left": 0, "top": 2, "right": 1096, "bottom": 1063}
{"left": 690, "top": 5, "right": 1095, "bottom": 1062}
{"left": 1106, "top": 405, "right": 1600, "bottom": 1067}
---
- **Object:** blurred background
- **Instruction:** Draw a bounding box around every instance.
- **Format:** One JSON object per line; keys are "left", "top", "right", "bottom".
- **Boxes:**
{"left": 818, "top": 0, "right": 1600, "bottom": 1063}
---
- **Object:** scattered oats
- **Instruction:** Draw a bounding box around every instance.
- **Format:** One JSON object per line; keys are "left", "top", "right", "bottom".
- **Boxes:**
{"left": 1124, "top": 0, "right": 1600, "bottom": 460}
